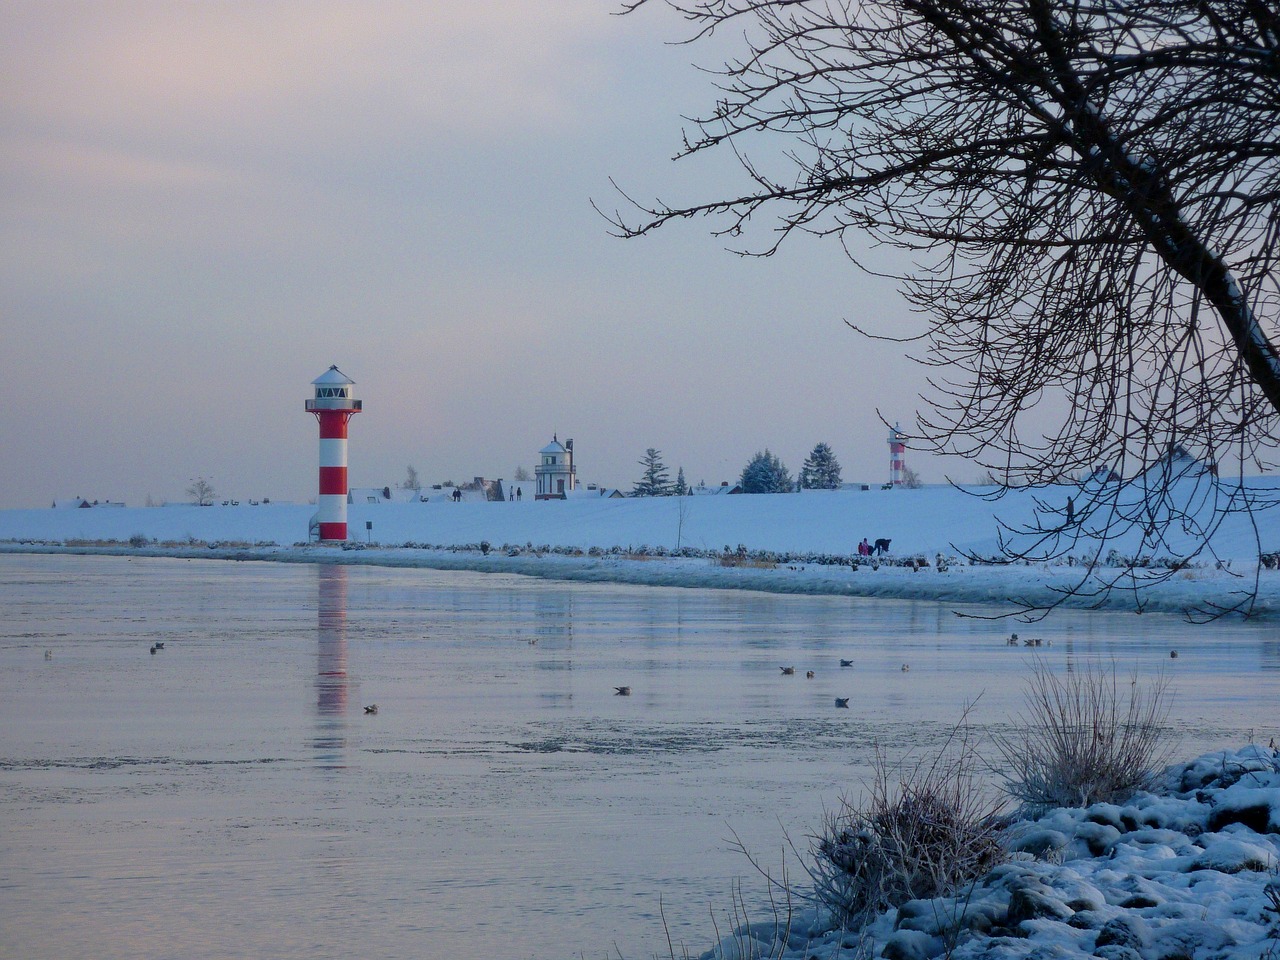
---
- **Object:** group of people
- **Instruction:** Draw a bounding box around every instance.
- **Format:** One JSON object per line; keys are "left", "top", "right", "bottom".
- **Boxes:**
{"left": 448, "top": 486, "right": 523, "bottom": 502}
{"left": 856, "top": 537, "right": 891, "bottom": 557}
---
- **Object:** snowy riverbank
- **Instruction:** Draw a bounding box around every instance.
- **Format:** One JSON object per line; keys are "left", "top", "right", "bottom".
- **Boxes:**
{"left": 721, "top": 745, "right": 1280, "bottom": 960}
{"left": 3, "top": 483, "right": 1280, "bottom": 616}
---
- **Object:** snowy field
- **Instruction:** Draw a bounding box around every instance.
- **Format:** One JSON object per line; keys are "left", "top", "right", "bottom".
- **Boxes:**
{"left": 4, "top": 482, "right": 1280, "bottom": 617}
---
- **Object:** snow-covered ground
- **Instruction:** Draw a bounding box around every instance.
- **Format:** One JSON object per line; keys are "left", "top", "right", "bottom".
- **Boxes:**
{"left": 4, "top": 482, "right": 1279, "bottom": 616}
{"left": 722, "top": 746, "right": 1280, "bottom": 960}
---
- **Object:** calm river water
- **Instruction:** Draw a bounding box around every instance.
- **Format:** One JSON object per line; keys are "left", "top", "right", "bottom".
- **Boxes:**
{"left": 1, "top": 554, "right": 1277, "bottom": 960}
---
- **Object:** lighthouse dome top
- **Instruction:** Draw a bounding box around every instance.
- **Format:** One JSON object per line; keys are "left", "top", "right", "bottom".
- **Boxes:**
{"left": 313, "top": 365, "right": 355, "bottom": 387}
{"left": 539, "top": 437, "right": 568, "bottom": 456}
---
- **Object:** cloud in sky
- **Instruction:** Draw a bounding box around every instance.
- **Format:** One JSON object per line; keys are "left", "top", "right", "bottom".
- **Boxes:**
{"left": 0, "top": 1, "right": 928, "bottom": 509}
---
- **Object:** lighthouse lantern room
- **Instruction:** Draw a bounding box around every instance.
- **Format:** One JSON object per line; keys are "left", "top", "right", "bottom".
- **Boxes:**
{"left": 306, "top": 366, "right": 362, "bottom": 541}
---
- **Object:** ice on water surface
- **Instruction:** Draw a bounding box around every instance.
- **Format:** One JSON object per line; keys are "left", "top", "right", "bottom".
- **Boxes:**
{"left": 0, "top": 554, "right": 1276, "bottom": 960}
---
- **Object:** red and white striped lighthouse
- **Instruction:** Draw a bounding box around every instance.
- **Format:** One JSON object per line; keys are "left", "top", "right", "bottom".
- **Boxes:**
{"left": 888, "top": 422, "right": 906, "bottom": 487}
{"left": 305, "top": 366, "right": 361, "bottom": 541}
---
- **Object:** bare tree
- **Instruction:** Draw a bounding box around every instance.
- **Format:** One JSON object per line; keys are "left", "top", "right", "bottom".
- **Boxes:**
{"left": 187, "top": 477, "right": 215, "bottom": 507}
{"left": 608, "top": 0, "right": 1280, "bottom": 615}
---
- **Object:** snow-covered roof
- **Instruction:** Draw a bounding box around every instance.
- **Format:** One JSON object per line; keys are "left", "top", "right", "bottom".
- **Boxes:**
{"left": 692, "top": 483, "right": 741, "bottom": 495}
{"left": 565, "top": 487, "right": 624, "bottom": 499}
{"left": 312, "top": 365, "right": 355, "bottom": 386}
{"left": 540, "top": 438, "right": 568, "bottom": 455}
{"left": 349, "top": 487, "right": 424, "bottom": 504}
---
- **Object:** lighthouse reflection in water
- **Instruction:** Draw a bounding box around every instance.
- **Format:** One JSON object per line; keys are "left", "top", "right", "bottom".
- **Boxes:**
{"left": 314, "top": 563, "right": 349, "bottom": 767}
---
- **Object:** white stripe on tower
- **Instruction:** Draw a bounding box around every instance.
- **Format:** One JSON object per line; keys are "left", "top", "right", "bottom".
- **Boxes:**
{"left": 319, "top": 438, "right": 347, "bottom": 467}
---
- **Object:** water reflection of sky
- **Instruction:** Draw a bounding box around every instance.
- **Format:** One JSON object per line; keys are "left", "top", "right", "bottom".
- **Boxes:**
{"left": 314, "top": 563, "right": 348, "bottom": 768}
{"left": 5, "top": 554, "right": 1279, "bottom": 960}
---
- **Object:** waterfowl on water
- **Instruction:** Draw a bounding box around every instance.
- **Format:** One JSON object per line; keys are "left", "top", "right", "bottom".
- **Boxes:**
{"left": 150, "top": 646, "right": 157, "bottom": 655}
{"left": 806, "top": 670, "right": 815, "bottom": 679}
{"left": 364, "top": 704, "right": 379, "bottom": 714}
{"left": 835, "top": 698, "right": 850, "bottom": 709}
{"left": 901, "top": 664, "right": 910, "bottom": 672}
{"left": 780, "top": 666, "right": 795, "bottom": 675}
{"left": 44, "top": 650, "right": 52, "bottom": 660}
{"left": 154, "top": 642, "right": 164, "bottom": 650}
{"left": 614, "top": 686, "right": 632, "bottom": 696}
{"left": 840, "top": 659, "right": 854, "bottom": 667}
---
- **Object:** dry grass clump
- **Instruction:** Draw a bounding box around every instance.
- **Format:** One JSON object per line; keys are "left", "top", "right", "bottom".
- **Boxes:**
{"left": 994, "top": 661, "right": 1173, "bottom": 812}
{"left": 716, "top": 556, "right": 779, "bottom": 569}
{"left": 806, "top": 731, "right": 1007, "bottom": 928}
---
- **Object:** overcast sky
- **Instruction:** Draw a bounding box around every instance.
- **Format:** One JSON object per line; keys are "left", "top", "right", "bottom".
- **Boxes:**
{"left": 1, "top": 1, "right": 934, "bottom": 509}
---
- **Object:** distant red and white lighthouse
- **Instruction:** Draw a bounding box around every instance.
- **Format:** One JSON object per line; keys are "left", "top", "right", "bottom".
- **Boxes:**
{"left": 306, "top": 366, "right": 361, "bottom": 541}
{"left": 888, "top": 422, "right": 906, "bottom": 487}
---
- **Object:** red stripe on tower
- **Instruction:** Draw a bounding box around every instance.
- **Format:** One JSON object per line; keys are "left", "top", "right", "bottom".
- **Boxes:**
{"left": 318, "top": 466, "right": 347, "bottom": 496}
{"left": 317, "top": 411, "right": 353, "bottom": 440}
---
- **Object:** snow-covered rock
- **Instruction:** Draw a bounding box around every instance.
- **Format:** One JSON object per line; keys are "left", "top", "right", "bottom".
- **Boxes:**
{"left": 710, "top": 747, "right": 1280, "bottom": 960}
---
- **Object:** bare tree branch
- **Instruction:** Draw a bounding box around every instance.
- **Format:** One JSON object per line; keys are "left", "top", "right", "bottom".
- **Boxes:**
{"left": 610, "top": 0, "right": 1280, "bottom": 615}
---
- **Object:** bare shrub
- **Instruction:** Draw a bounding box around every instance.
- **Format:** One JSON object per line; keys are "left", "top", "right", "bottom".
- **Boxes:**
{"left": 994, "top": 661, "right": 1173, "bottom": 812}
{"left": 805, "top": 729, "right": 1006, "bottom": 929}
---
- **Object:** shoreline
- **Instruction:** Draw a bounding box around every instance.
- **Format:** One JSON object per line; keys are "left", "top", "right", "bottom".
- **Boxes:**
{"left": 4, "top": 539, "right": 1276, "bottom": 619}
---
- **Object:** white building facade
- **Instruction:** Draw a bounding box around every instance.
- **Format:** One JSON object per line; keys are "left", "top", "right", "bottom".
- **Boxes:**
{"left": 534, "top": 436, "right": 576, "bottom": 500}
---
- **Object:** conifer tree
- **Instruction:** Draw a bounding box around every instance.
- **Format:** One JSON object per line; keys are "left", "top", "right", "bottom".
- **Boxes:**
{"left": 799, "top": 442, "right": 841, "bottom": 490}
{"left": 739, "top": 449, "right": 793, "bottom": 494}
{"left": 674, "top": 466, "right": 688, "bottom": 496}
{"left": 633, "top": 448, "right": 672, "bottom": 497}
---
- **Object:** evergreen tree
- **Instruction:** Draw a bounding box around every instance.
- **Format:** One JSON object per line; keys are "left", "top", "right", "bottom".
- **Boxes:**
{"left": 674, "top": 466, "right": 688, "bottom": 496}
{"left": 739, "top": 449, "right": 793, "bottom": 494}
{"left": 633, "top": 448, "right": 672, "bottom": 496}
{"left": 799, "top": 442, "right": 841, "bottom": 490}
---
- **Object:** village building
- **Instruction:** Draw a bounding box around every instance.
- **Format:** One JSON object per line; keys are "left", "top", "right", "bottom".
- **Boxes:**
{"left": 691, "top": 481, "right": 742, "bottom": 496}
{"left": 348, "top": 486, "right": 425, "bottom": 505}
{"left": 351, "top": 478, "right": 506, "bottom": 504}
{"left": 571, "top": 484, "right": 625, "bottom": 499}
